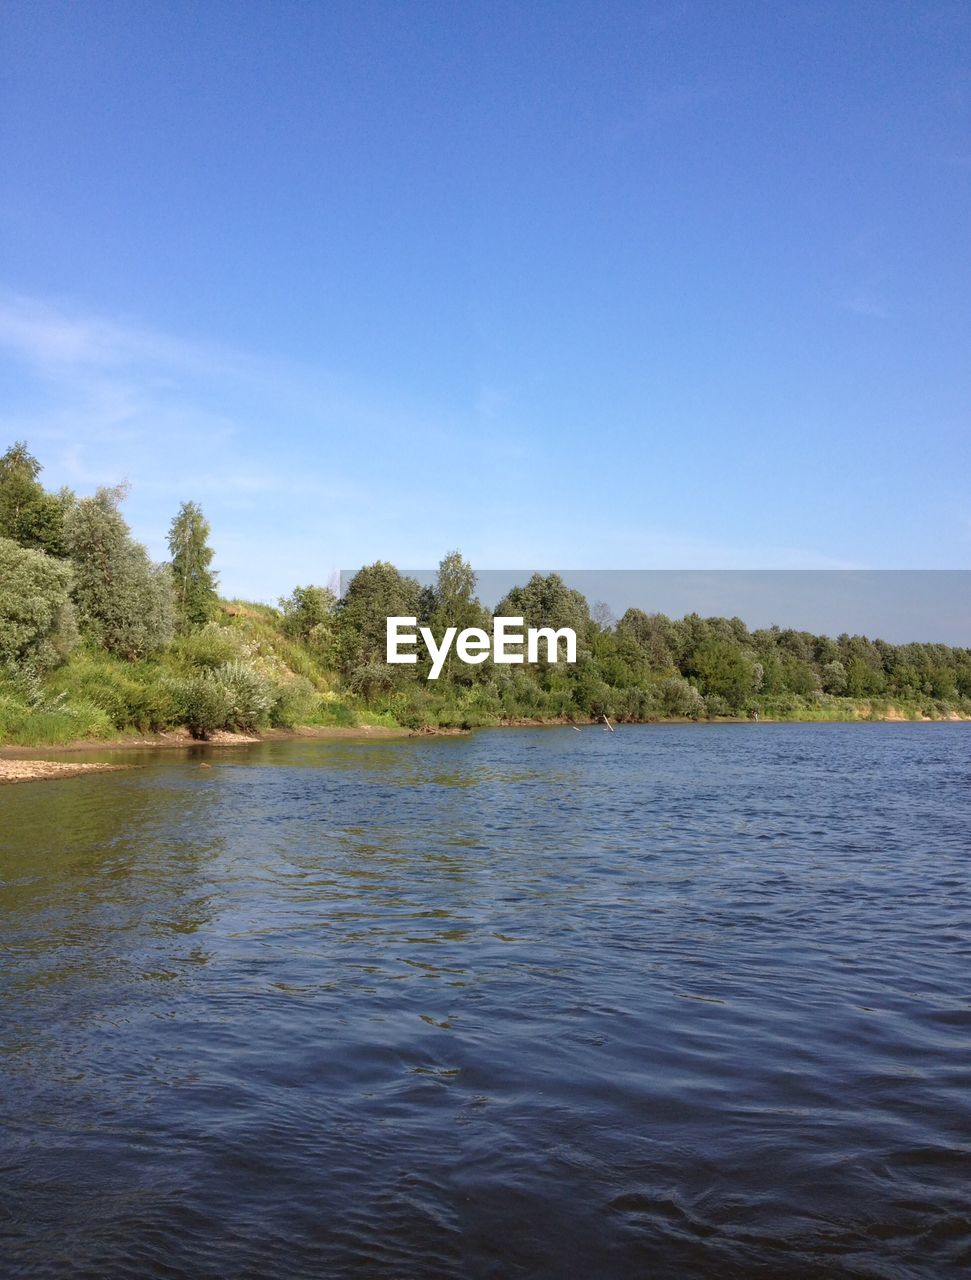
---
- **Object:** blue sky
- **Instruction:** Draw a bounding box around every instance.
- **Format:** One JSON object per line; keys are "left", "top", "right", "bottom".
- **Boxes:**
{"left": 1, "top": 0, "right": 969, "bottom": 601}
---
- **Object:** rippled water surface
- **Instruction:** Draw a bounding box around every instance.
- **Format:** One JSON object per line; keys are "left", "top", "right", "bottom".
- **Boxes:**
{"left": 2, "top": 724, "right": 970, "bottom": 1278}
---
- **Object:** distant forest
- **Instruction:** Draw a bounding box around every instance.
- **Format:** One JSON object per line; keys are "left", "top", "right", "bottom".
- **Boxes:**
{"left": 2, "top": 441, "right": 969, "bottom": 743}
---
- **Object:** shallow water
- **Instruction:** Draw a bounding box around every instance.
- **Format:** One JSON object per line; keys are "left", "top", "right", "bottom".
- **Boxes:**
{"left": 1, "top": 724, "right": 970, "bottom": 1278}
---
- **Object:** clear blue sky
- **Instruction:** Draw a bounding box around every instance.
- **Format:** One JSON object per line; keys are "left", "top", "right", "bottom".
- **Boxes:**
{"left": 1, "top": 0, "right": 969, "bottom": 601}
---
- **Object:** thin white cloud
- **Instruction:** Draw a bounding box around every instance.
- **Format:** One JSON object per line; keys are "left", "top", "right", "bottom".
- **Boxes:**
{"left": 838, "top": 292, "right": 892, "bottom": 321}
{"left": 0, "top": 290, "right": 239, "bottom": 376}
{"left": 0, "top": 287, "right": 860, "bottom": 600}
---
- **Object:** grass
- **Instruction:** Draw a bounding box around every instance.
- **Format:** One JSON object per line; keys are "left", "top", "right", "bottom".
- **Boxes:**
{"left": 0, "top": 602, "right": 396, "bottom": 744}
{"left": 0, "top": 691, "right": 114, "bottom": 745}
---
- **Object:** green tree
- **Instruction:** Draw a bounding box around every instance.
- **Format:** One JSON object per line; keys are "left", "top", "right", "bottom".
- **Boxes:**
{"left": 432, "top": 552, "right": 476, "bottom": 617}
{"left": 427, "top": 551, "right": 489, "bottom": 682}
{"left": 686, "top": 638, "right": 758, "bottom": 711}
{"left": 496, "top": 573, "right": 591, "bottom": 640}
{"left": 279, "top": 584, "right": 336, "bottom": 652}
{"left": 0, "top": 536, "right": 77, "bottom": 670}
{"left": 821, "top": 659, "right": 848, "bottom": 694}
{"left": 0, "top": 441, "right": 69, "bottom": 556}
{"left": 335, "top": 562, "right": 423, "bottom": 678}
{"left": 843, "top": 652, "right": 885, "bottom": 698}
{"left": 167, "top": 500, "right": 218, "bottom": 630}
{"left": 616, "top": 609, "right": 675, "bottom": 670}
{"left": 65, "top": 486, "right": 175, "bottom": 658}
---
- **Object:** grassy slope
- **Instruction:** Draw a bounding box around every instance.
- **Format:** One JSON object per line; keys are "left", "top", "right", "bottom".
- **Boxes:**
{"left": 0, "top": 601, "right": 390, "bottom": 746}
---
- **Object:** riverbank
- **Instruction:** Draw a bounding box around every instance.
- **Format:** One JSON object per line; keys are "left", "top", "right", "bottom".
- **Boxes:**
{"left": 0, "top": 723, "right": 425, "bottom": 759}
{"left": 0, "top": 759, "right": 131, "bottom": 785}
{"left": 3, "top": 710, "right": 967, "bottom": 778}
{"left": 498, "top": 708, "right": 971, "bottom": 727}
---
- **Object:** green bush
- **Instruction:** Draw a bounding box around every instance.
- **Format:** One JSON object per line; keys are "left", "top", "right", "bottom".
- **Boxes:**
{"left": 704, "top": 692, "right": 731, "bottom": 718}
{"left": 660, "top": 677, "right": 706, "bottom": 718}
{"left": 270, "top": 676, "right": 318, "bottom": 727}
{"left": 172, "top": 623, "right": 248, "bottom": 671}
{"left": 168, "top": 673, "right": 234, "bottom": 740}
{"left": 65, "top": 488, "right": 175, "bottom": 659}
{"left": 124, "top": 680, "right": 181, "bottom": 732}
{"left": 214, "top": 660, "right": 274, "bottom": 730}
{"left": 0, "top": 536, "right": 77, "bottom": 671}
{"left": 46, "top": 651, "right": 180, "bottom": 732}
{"left": 165, "top": 661, "right": 274, "bottom": 737}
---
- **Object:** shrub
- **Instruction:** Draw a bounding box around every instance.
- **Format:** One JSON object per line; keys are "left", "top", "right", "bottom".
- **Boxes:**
{"left": 270, "top": 676, "right": 318, "bottom": 727}
{"left": 169, "top": 673, "right": 234, "bottom": 740}
{"left": 166, "top": 661, "right": 275, "bottom": 738}
{"left": 124, "top": 680, "right": 181, "bottom": 732}
{"left": 392, "top": 696, "right": 431, "bottom": 731}
{"left": 172, "top": 622, "right": 248, "bottom": 671}
{"left": 305, "top": 697, "right": 359, "bottom": 727}
{"left": 214, "top": 660, "right": 274, "bottom": 730}
{"left": 704, "top": 692, "right": 731, "bottom": 718}
{"left": 348, "top": 662, "right": 399, "bottom": 702}
{"left": 660, "top": 676, "right": 706, "bottom": 719}
{"left": 0, "top": 537, "right": 78, "bottom": 671}
{"left": 279, "top": 585, "right": 335, "bottom": 651}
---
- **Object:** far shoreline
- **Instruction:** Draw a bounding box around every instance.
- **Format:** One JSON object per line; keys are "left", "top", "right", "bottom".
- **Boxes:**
{"left": 2, "top": 711, "right": 968, "bottom": 780}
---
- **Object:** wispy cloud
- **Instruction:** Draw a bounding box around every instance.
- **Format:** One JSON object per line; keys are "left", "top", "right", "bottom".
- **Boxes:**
{"left": 0, "top": 288, "right": 861, "bottom": 598}
{"left": 0, "top": 290, "right": 541, "bottom": 596}
{"left": 838, "top": 291, "right": 893, "bottom": 321}
{"left": 0, "top": 290, "right": 247, "bottom": 379}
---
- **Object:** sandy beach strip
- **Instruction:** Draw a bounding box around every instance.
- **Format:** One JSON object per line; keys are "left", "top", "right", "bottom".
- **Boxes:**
{"left": 0, "top": 759, "right": 130, "bottom": 785}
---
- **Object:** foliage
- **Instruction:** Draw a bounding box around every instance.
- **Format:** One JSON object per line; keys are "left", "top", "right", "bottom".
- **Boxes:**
{"left": 0, "top": 536, "right": 78, "bottom": 671}
{"left": 0, "top": 692, "right": 113, "bottom": 745}
{"left": 0, "top": 660, "right": 113, "bottom": 744}
{"left": 169, "top": 672, "right": 235, "bottom": 740}
{"left": 685, "top": 638, "right": 759, "bottom": 711}
{"left": 334, "top": 562, "right": 423, "bottom": 676}
{"left": 65, "top": 486, "right": 175, "bottom": 659}
{"left": 279, "top": 584, "right": 336, "bottom": 654}
{"left": 496, "top": 572, "right": 591, "bottom": 642}
{"left": 0, "top": 442, "right": 69, "bottom": 557}
{"left": 269, "top": 675, "right": 318, "bottom": 727}
{"left": 659, "top": 676, "right": 707, "bottom": 719}
{"left": 48, "top": 650, "right": 180, "bottom": 732}
{"left": 423, "top": 552, "right": 491, "bottom": 682}
{"left": 168, "top": 501, "right": 219, "bottom": 630}
{"left": 172, "top": 621, "right": 249, "bottom": 670}
{"left": 212, "top": 660, "right": 275, "bottom": 730}
{"left": 3, "top": 439, "right": 971, "bottom": 743}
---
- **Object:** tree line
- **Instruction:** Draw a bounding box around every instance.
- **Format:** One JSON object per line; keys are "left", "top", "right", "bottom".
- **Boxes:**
{"left": 318, "top": 555, "right": 971, "bottom": 727}
{"left": 1, "top": 442, "right": 217, "bottom": 663}
{"left": 2, "top": 441, "right": 970, "bottom": 739}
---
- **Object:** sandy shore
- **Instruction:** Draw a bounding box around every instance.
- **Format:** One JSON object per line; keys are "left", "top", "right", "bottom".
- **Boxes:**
{"left": 0, "top": 759, "right": 131, "bottom": 785}
{"left": 0, "top": 724, "right": 426, "bottom": 783}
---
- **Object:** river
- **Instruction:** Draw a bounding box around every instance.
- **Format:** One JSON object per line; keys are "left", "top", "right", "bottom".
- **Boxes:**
{"left": 2, "top": 724, "right": 969, "bottom": 1278}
